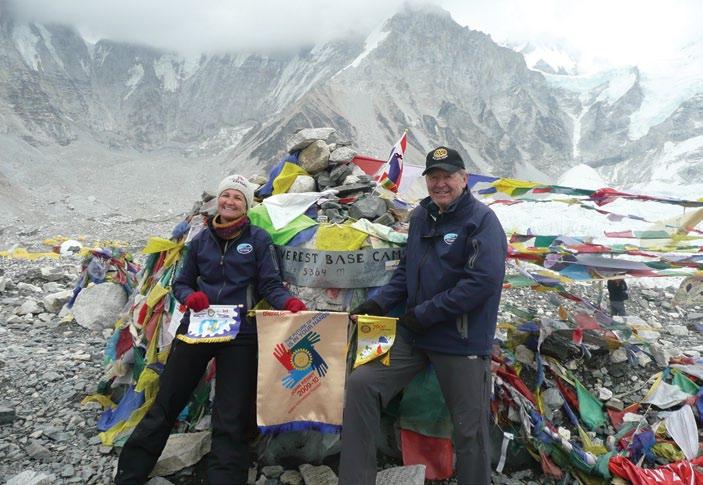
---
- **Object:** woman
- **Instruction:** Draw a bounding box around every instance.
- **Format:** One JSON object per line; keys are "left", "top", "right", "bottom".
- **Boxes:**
{"left": 116, "top": 174, "right": 306, "bottom": 484}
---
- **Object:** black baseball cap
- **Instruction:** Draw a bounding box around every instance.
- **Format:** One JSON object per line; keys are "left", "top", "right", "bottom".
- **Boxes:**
{"left": 422, "top": 146, "right": 465, "bottom": 175}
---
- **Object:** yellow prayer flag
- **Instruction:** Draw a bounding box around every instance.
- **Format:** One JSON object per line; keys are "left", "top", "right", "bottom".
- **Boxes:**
{"left": 142, "top": 237, "right": 181, "bottom": 254}
{"left": 273, "top": 162, "right": 309, "bottom": 195}
{"left": 315, "top": 223, "right": 368, "bottom": 250}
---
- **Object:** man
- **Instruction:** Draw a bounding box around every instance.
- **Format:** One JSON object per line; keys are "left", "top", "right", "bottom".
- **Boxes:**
{"left": 339, "top": 147, "right": 506, "bottom": 485}
{"left": 607, "top": 278, "right": 628, "bottom": 316}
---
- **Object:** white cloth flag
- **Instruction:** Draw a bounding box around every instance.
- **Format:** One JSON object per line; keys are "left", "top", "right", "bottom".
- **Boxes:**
{"left": 262, "top": 190, "right": 337, "bottom": 230}
{"left": 664, "top": 404, "right": 698, "bottom": 461}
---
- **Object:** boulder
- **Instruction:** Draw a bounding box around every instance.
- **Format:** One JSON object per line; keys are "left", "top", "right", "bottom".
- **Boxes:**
{"left": 151, "top": 431, "right": 211, "bottom": 477}
{"left": 40, "top": 266, "right": 64, "bottom": 282}
{"left": 0, "top": 404, "right": 16, "bottom": 424}
{"left": 286, "top": 128, "right": 336, "bottom": 152}
{"left": 328, "top": 164, "right": 354, "bottom": 186}
{"left": 43, "top": 290, "right": 74, "bottom": 313}
{"left": 16, "top": 299, "right": 42, "bottom": 316}
{"left": 60, "top": 239, "right": 83, "bottom": 255}
{"left": 258, "top": 431, "right": 340, "bottom": 466}
{"left": 71, "top": 283, "right": 128, "bottom": 331}
{"left": 298, "top": 464, "right": 337, "bottom": 485}
{"left": 280, "top": 470, "right": 304, "bottom": 485}
{"left": 376, "top": 465, "right": 425, "bottom": 485}
{"left": 348, "top": 197, "right": 387, "bottom": 221}
{"left": 5, "top": 470, "right": 55, "bottom": 485}
{"left": 298, "top": 140, "right": 331, "bottom": 175}
{"left": 288, "top": 175, "right": 317, "bottom": 193}
{"left": 329, "top": 146, "right": 356, "bottom": 164}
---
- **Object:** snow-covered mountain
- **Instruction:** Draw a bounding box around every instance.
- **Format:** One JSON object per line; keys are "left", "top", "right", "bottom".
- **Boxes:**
{"left": 0, "top": 1, "right": 701, "bottom": 231}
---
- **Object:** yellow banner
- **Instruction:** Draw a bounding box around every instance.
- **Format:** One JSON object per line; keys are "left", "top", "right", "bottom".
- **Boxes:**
{"left": 354, "top": 315, "right": 397, "bottom": 368}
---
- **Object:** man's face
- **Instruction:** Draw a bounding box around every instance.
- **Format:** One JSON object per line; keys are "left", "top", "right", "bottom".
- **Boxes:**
{"left": 425, "top": 169, "right": 468, "bottom": 211}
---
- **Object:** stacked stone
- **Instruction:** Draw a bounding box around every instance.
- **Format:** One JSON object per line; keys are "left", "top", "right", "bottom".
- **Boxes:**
{"left": 280, "top": 127, "right": 400, "bottom": 226}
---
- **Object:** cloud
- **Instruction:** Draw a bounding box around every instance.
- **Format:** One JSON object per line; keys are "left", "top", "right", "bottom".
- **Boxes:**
{"left": 442, "top": 0, "right": 703, "bottom": 72}
{"left": 8, "top": 0, "right": 703, "bottom": 70}
{"left": 9, "top": 0, "right": 406, "bottom": 54}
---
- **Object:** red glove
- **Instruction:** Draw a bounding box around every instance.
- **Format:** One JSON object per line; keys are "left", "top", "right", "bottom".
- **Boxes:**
{"left": 284, "top": 298, "right": 307, "bottom": 313}
{"left": 184, "top": 291, "right": 209, "bottom": 312}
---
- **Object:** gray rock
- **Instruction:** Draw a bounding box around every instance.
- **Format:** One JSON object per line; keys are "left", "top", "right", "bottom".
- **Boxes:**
{"left": 541, "top": 387, "right": 564, "bottom": 410}
{"left": 687, "top": 312, "right": 703, "bottom": 320}
{"left": 25, "top": 439, "right": 52, "bottom": 461}
{"left": 259, "top": 431, "right": 340, "bottom": 466}
{"left": 348, "top": 197, "right": 387, "bottom": 221}
{"left": 329, "top": 164, "right": 354, "bottom": 186}
{"left": 315, "top": 171, "right": 332, "bottom": 190}
{"left": 262, "top": 465, "right": 285, "bottom": 479}
{"left": 43, "top": 290, "right": 73, "bottom": 313}
{"left": 329, "top": 146, "right": 356, "bottom": 164}
{"left": 288, "top": 175, "right": 316, "bottom": 193}
{"left": 372, "top": 213, "right": 395, "bottom": 226}
{"left": 145, "top": 477, "right": 175, "bottom": 485}
{"left": 61, "top": 464, "right": 75, "bottom": 477}
{"left": 5, "top": 470, "right": 55, "bottom": 485}
{"left": 286, "top": 128, "right": 336, "bottom": 152}
{"left": 280, "top": 470, "right": 304, "bottom": 485}
{"left": 323, "top": 208, "right": 346, "bottom": 224}
{"left": 375, "top": 465, "right": 426, "bottom": 484}
{"left": 0, "top": 404, "right": 16, "bottom": 424}
{"left": 298, "top": 464, "right": 337, "bottom": 485}
{"left": 609, "top": 347, "right": 628, "bottom": 363}
{"left": 667, "top": 324, "right": 689, "bottom": 336}
{"left": 71, "top": 282, "right": 128, "bottom": 330}
{"left": 40, "top": 266, "right": 64, "bottom": 282}
{"left": 42, "top": 282, "right": 64, "bottom": 293}
{"left": 514, "top": 344, "right": 535, "bottom": 365}
{"left": 16, "top": 299, "right": 42, "bottom": 316}
{"left": 298, "top": 140, "right": 331, "bottom": 175}
{"left": 17, "top": 282, "right": 43, "bottom": 293}
{"left": 151, "top": 431, "right": 211, "bottom": 477}
{"left": 329, "top": 182, "right": 374, "bottom": 197}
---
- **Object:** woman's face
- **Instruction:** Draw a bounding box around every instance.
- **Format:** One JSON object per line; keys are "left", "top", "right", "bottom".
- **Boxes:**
{"left": 217, "top": 189, "right": 247, "bottom": 223}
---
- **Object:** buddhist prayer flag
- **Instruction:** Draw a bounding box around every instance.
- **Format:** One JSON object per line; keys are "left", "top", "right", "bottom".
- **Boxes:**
{"left": 376, "top": 132, "right": 407, "bottom": 192}
{"left": 255, "top": 310, "right": 348, "bottom": 434}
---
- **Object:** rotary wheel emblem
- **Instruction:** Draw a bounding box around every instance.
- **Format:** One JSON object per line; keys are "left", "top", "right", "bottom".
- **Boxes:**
{"left": 291, "top": 348, "right": 313, "bottom": 370}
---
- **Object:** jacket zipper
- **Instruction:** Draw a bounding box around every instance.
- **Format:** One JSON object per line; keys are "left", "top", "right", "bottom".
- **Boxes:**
{"left": 215, "top": 240, "right": 230, "bottom": 304}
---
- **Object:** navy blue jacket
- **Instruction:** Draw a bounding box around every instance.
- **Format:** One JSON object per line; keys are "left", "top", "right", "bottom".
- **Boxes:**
{"left": 173, "top": 221, "right": 292, "bottom": 334}
{"left": 373, "top": 190, "right": 506, "bottom": 355}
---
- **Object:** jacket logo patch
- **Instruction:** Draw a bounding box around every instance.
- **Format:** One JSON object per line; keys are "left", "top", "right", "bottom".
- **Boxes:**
{"left": 443, "top": 233, "right": 458, "bottom": 245}
{"left": 237, "top": 243, "right": 253, "bottom": 254}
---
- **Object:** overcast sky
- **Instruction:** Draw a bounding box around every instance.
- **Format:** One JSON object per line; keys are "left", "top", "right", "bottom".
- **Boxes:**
{"left": 9, "top": 0, "right": 702, "bottom": 72}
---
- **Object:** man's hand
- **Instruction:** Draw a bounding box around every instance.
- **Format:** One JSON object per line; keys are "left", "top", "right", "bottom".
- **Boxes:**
{"left": 184, "top": 291, "right": 209, "bottom": 312}
{"left": 397, "top": 310, "right": 425, "bottom": 334}
{"left": 350, "top": 300, "right": 383, "bottom": 317}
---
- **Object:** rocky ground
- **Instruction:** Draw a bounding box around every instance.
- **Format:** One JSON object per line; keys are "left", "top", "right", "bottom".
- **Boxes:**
{"left": 0, "top": 250, "right": 701, "bottom": 484}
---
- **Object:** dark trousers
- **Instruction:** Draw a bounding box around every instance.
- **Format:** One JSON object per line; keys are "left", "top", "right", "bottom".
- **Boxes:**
{"left": 338, "top": 336, "right": 492, "bottom": 485}
{"left": 115, "top": 334, "right": 257, "bottom": 485}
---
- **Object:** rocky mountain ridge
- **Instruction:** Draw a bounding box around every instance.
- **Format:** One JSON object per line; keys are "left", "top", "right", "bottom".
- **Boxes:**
{"left": 0, "top": 2, "right": 702, "bottom": 232}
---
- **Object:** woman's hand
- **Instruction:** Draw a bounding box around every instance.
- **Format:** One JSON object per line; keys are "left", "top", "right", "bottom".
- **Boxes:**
{"left": 184, "top": 291, "right": 210, "bottom": 312}
{"left": 284, "top": 298, "right": 307, "bottom": 313}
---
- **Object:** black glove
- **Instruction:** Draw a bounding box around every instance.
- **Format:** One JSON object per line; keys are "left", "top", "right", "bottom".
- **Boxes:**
{"left": 397, "top": 310, "right": 425, "bottom": 334}
{"left": 350, "top": 300, "right": 383, "bottom": 316}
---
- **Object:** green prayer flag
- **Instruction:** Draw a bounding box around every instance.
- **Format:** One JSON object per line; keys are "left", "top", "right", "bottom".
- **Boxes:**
{"left": 247, "top": 205, "right": 317, "bottom": 246}
{"left": 672, "top": 370, "right": 699, "bottom": 395}
{"left": 575, "top": 381, "right": 606, "bottom": 430}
